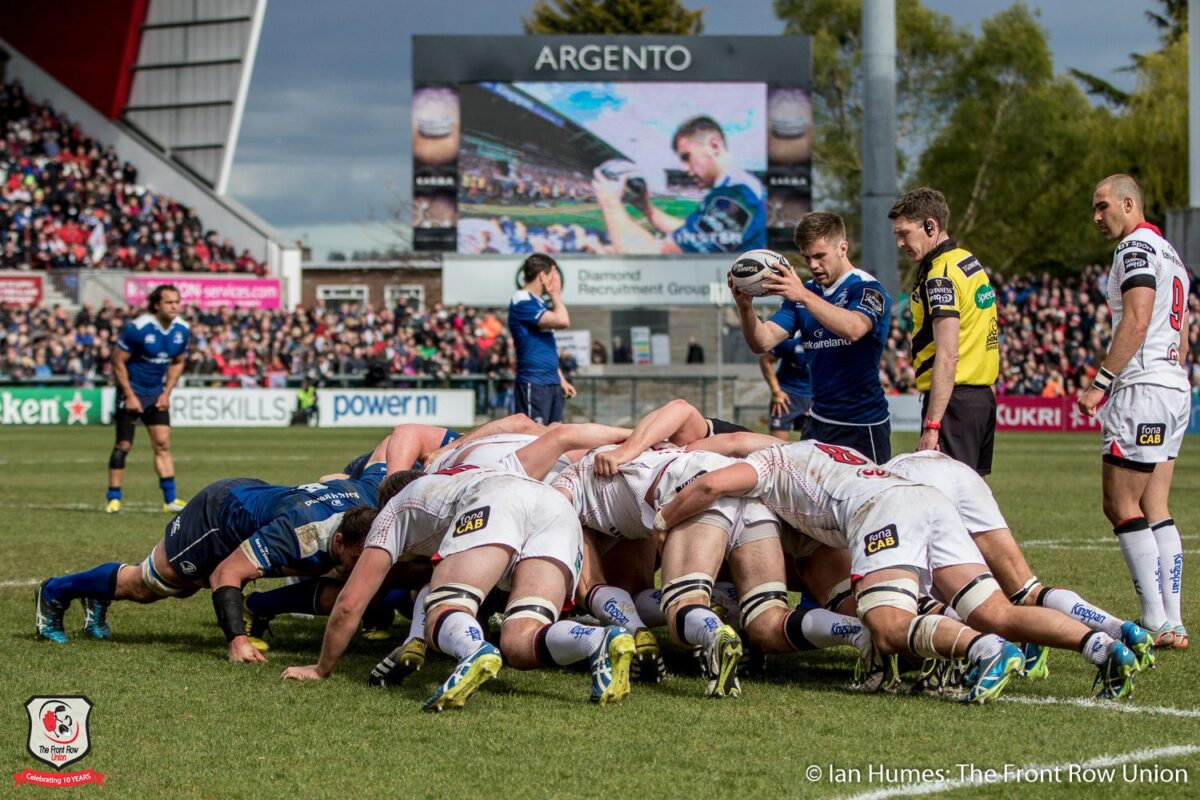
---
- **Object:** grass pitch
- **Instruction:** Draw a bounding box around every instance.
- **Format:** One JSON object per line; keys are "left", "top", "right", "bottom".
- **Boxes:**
{"left": 1, "top": 427, "right": 1197, "bottom": 798}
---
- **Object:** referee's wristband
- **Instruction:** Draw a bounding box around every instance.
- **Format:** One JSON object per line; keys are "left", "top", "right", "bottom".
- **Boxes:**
{"left": 922, "top": 419, "right": 941, "bottom": 432}
{"left": 1091, "top": 367, "right": 1117, "bottom": 395}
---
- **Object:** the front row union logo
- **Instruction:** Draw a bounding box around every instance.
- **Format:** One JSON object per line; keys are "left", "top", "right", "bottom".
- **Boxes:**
{"left": 16, "top": 697, "right": 104, "bottom": 788}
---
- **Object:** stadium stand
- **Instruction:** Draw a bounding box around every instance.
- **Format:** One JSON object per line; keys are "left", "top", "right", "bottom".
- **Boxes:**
{"left": 1, "top": 81, "right": 265, "bottom": 274}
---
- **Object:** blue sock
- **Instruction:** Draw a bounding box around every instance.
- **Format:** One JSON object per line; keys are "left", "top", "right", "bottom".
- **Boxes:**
{"left": 106, "top": 487, "right": 121, "bottom": 501}
{"left": 47, "top": 563, "right": 122, "bottom": 604}
{"left": 160, "top": 476, "right": 176, "bottom": 504}
{"left": 246, "top": 579, "right": 320, "bottom": 618}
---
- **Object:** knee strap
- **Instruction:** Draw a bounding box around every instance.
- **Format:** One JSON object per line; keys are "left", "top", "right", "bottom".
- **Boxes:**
{"left": 824, "top": 578, "right": 853, "bottom": 612}
{"left": 140, "top": 549, "right": 186, "bottom": 597}
{"left": 1007, "top": 576, "right": 1040, "bottom": 605}
{"left": 109, "top": 447, "right": 128, "bottom": 470}
{"left": 856, "top": 577, "right": 919, "bottom": 617}
{"left": 950, "top": 574, "right": 1002, "bottom": 622}
{"left": 906, "top": 614, "right": 944, "bottom": 659}
{"left": 504, "top": 595, "right": 559, "bottom": 626}
{"left": 659, "top": 571, "right": 714, "bottom": 612}
{"left": 739, "top": 581, "right": 789, "bottom": 628}
{"left": 424, "top": 583, "right": 485, "bottom": 617}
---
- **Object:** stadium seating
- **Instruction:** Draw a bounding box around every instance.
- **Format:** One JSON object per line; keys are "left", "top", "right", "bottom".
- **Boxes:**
{"left": 0, "top": 80, "right": 264, "bottom": 274}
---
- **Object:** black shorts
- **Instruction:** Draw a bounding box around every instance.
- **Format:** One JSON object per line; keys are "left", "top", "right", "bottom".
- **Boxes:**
{"left": 115, "top": 391, "right": 170, "bottom": 441}
{"left": 514, "top": 381, "right": 564, "bottom": 425}
{"left": 923, "top": 385, "right": 996, "bottom": 476}
{"left": 802, "top": 417, "right": 892, "bottom": 463}
{"left": 163, "top": 478, "right": 265, "bottom": 581}
{"left": 707, "top": 417, "right": 751, "bottom": 435}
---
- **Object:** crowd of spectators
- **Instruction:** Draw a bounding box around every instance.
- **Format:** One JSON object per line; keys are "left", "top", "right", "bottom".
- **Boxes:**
{"left": 4, "top": 268, "right": 1200, "bottom": 401}
{"left": 1, "top": 80, "right": 264, "bottom": 274}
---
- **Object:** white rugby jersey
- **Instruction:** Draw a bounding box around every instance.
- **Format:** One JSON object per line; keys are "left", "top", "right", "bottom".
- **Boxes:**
{"left": 744, "top": 441, "right": 913, "bottom": 548}
{"left": 366, "top": 468, "right": 494, "bottom": 563}
{"left": 425, "top": 433, "right": 572, "bottom": 482}
{"left": 1107, "top": 224, "right": 1191, "bottom": 392}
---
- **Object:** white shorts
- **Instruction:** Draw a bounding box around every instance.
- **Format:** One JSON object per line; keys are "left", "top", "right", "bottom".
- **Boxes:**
{"left": 1101, "top": 384, "right": 1190, "bottom": 467}
{"left": 847, "top": 486, "right": 984, "bottom": 579}
{"left": 436, "top": 475, "right": 583, "bottom": 593}
{"left": 654, "top": 456, "right": 781, "bottom": 555}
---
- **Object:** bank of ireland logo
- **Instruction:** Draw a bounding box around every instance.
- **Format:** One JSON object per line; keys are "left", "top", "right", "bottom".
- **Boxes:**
{"left": 25, "top": 697, "right": 92, "bottom": 770}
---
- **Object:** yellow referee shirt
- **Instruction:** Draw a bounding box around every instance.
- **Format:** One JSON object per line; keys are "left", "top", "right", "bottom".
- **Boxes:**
{"left": 909, "top": 239, "right": 999, "bottom": 393}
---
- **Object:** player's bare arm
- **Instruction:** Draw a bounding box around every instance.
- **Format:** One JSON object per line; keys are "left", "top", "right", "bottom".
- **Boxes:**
{"left": 282, "top": 547, "right": 393, "bottom": 680}
{"left": 763, "top": 268, "right": 872, "bottom": 341}
{"left": 655, "top": 462, "right": 758, "bottom": 531}
{"left": 733, "top": 286, "right": 789, "bottom": 353}
{"left": 1079, "top": 286, "right": 1154, "bottom": 417}
{"left": 592, "top": 169, "right": 669, "bottom": 254}
{"left": 920, "top": 316, "right": 960, "bottom": 451}
{"left": 758, "top": 352, "right": 792, "bottom": 417}
{"left": 209, "top": 548, "right": 266, "bottom": 664}
{"left": 593, "top": 399, "right": 709, "bottom": 476}
{"left": 558, "top": 368, "right": 577, "bottom": 399}
{"left": 686, "top": 431, "right": 778, "bottom": 458}
{"left": 111, "top": 348, "right": 141, "bottom": 414}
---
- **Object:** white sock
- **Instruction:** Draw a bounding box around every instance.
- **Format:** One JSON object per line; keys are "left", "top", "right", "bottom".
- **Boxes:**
{"left": 1151, "top": 519, "right": 1184, "bottom": 626}
{"left": 542, "top": 621, "right": 603, "bottom": 665}
{"left": 1039, "top": 588, "right": 1123, "bottom": 638}
{"left": 680, "top": 605, "right": 722, "bottom": 647}
{"left": 405, "top": 584, "right": 429, "bottom": 644}
{"left": 783, "top": 608, "right": 862, "bottom": 650}
{"left": 1080, "top": 631, "right": 1115, "bottom": 666}
{"left": 966, "top": 633, "right": 1004, "bottom": 665}
{"left": 1116, "top": 519, "right": 1167, "bottom": 629}
{"left": 433, "top": 611, "right": 485, "bottom": 660}
{"left": 634, "top": 588, "right": 667, "bottom": 627}
{"left": 586, "top": 585, "right": 645, "bottom": 631}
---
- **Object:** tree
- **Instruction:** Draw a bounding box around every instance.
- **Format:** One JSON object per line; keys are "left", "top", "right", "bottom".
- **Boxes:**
{"left": 916, "top": 5, "right": 1112, "bottom": 272}
{"left": 523, "top": 0, "right": 703, "bottom": 34}
{"left": 773, "top": 0, "right": 969, "bottom": 245}
{"left": 1070, "top": 0, "right": 1185, "bottom": 106}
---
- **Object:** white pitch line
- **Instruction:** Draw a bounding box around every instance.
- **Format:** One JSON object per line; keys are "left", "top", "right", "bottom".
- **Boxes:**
{"left": 1003, "top": 695, "right": 1200, "bottom": 719}
{"left": 841, "top": 744, "right": 1200, "bottom": 800}
{"left": 0, "top": 453, "right": 318, "bottom": 466}
{"left": 0, "top": 579, "right": 40, "bottom": 589}
{"left": 1020, "top": 541, "right": 1200, "bottom": 555}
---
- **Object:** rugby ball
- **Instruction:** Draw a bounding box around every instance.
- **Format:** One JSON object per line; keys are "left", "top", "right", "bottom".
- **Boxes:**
{"left": 597, "top": 158, "right": 648, "bottom": 205}
{"left": 729, "top": 249, "right": 789, "bottom": 297}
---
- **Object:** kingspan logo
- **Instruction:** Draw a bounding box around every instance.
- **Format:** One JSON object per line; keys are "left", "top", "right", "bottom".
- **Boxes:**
{"left": 1070, "top": 603, "right": 1106, "bottom": 626}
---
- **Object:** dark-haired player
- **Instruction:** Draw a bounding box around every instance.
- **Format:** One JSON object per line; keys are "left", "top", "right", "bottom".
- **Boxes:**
{"left": 38, "top": 463, "right": 386, "bottom": 662}
{"left": 509, "top": 254, "right": 574, "bottom": 425}
{"left": 106, "top": 284, "right": 190, "bottom": 514}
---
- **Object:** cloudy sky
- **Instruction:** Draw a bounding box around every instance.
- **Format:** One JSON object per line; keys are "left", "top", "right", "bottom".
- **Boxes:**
{"left": 227, "top": 0, "right": 1164, "bottom": 257}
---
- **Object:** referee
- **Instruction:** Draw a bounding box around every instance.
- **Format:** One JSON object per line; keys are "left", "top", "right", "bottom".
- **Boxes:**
{"left": 889, "top": 188, "right": 999, "bottom": 475}
{"left": 507, "top": 254, "right": 575, "bottom": 424}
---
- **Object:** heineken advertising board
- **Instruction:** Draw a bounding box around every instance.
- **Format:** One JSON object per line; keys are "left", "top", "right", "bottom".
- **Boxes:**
{"left": 0, "top": 388, "right": 113, "bottom": 425}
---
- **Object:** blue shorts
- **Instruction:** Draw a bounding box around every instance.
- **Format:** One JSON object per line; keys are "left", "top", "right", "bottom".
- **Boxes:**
{"left": 515, "top": 381, "right": 564, "bottom": 425}
{"left": 802, "top": 417, "right": 892, "bottom": 464}
{"left": 163, "top": 478, "right": 265, "bottom": 581}
{"left": 769, "top": 393, "right": 813, "bottom": 433}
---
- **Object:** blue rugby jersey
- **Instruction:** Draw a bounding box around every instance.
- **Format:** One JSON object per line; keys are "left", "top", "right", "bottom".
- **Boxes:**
{"left": 671, "top": 169, "right": 767, "bottom": 254}
{"left": 219, "top": 463, "right": 386, "bottom": 576}
{"left": 116, "top": 313, "right": 190, "bottom": 397}
{"left": 508, "top": 290, "right": 561, "bottom": 384}
{"left": 770, "top": 337, "right": 812, "bottom": 399}
{"left": 769, "top": 268, "right": 890, "bottom": 425}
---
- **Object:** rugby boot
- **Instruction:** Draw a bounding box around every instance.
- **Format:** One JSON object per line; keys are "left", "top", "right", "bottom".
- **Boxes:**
{"left": 1139, "top": 619, "right": 1176, "bottom": 648}
{"left": 81, "top": 599, "right": 112, "bottom": 640}
{"left": 1094, "top": 641, "right": 1138, "bottom": 700}
{"left": 162, "top": 498, "right": 188, "bottom": 513}
{"left": 701, "top": 623, "right": 743, "bottom": 698}
{"left": 104, "top": 498, "right": 122, "bottom": 514}
{"left": 853, "top": 637, "right": 902, "bottom": 694}
{"left": 1019, "top": 642, "right": 1049, "bottom": 680}
{"left": 629, "top": 628, "right": 666, "bottom": 684}
{"left": 242, "top": 596, "right": 272, "bottom": 653}
{"left": 961, "top": 642, "right": 1024, "bottom": 705}
{"left": 361, "top": 607, "right": 395, "bottom": 643}
{"left": 422, "top": 642, "right": 502, "bottom": 713}
{"left": 369, "top": 638, "right": 427, "bottom": 688}
{"left": 1169, "top": 624, "right": 1188, "bottom": 649}
{"left": 36, "top": 581, "right": 70, "bottom": 644}
{"left": 912, "top": 658, "right": 968, "bottom": 699}
{"left": 1120, "top": 621, "right": 1155, "bottom": 671}
{"left": 589, "top": 625, "right": 635, "bottom": 705}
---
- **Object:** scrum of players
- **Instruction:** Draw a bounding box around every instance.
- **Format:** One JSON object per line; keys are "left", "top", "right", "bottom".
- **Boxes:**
{"left": 38, "top": 397, "right": 1163, "bottom": 713}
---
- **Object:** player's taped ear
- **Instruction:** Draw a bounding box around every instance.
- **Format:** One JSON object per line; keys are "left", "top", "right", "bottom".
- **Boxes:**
{"left": 739, "top": 581, "right": 789, "bottom": 628}
{"left": 923, "top": 218, "right": 935, "bottom": 237}
{"left": 504, "top": 596, "right": 560, "bottom": 625}
{"left": 949, "top": 573, "right": 1002, "bottom": 622}
{"left": 856, "top": 577, "right": 919, "bottom": 617}
{"left": 424, "top": 583, "right": 485, "bottom": 617}
{"left": 659, "top": 571, "right": 714, "bottom": 612}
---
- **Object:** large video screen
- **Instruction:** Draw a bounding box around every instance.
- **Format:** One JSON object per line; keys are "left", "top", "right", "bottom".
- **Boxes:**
{"left": 412, "top": 36, "right": 812, "bottom": 254}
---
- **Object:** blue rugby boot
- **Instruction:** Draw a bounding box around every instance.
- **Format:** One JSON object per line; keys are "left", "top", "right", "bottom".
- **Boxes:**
{"left": 1121, "top": 621, "right": 1155, "bottom": 671}
{"left": 422, "top": 642, "right": 502, "bottom": 713}
{"left": 962, "top": 642, "right": 1024, "bottom": 704}
{"left": 1019, "top": 642, "right": 1049, "bottom": 680}
{"left": 36, "top": 581, "right": 70, "bottom": 644}
{"left": 1094, "top": 641, "right": 1138, "bottom": 700}
{"left": 81, "top": 598, "right": 112, "bottom": 640}
{"left": 589, "top": 625, "right": 635, "bottom": 705}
